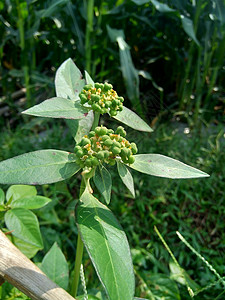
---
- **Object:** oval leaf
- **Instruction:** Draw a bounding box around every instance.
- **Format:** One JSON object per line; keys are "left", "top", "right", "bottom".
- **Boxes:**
{"left": 130, "top": 154, "right": 209, "bottom": 178}
{"left": 6, "top": 185, "right": 37, "bottom": 203}
{"left": 0, "top": 150, "right": 80, "bottom": 185}
{"left": 13, "top": 235, "right": 41, "bottom": 259}
{"left": 0, "top": 188, "right": 5, "bottom": 205}
{"left": 5, "top": 208, "right": 43, "bottom": 248}
{"left": 76, "top": 191, "right": 135, "bottom": 300}
{"left": 11, "top": 195, "right": 51, "bottom": 209}
{"left": 113, "top": 106, "right": 153, "bottom": 132}
{"left": 117, "top": 161, "right": 135, "bottom": 198}
{"left": 41, "top": 242, "right": 69, "bottom": 290}
{"left": 55, "top": 58, "right": 85, "bottom": 100}
{"left": 93, "top": 165, "right": 112, "bottom": 205}
{"left": 22, "top": 97, "right": 88, "bottom": 119}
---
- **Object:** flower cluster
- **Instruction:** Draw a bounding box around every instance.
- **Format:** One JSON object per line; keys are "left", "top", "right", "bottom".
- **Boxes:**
{"left": 79, "top": 83, "right": 124, "bottom": 116}
{"left": 74, "top": 126, "right": 138, "bottom": 169}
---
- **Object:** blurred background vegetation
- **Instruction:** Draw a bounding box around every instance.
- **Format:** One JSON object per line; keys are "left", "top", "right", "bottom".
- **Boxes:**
{"left": 0, "top": 0, "right": 224, "bottom": 299}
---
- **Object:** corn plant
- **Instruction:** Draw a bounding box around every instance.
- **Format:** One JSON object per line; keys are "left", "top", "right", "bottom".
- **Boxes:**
{"left": 0, "top": 58, "right": 209, "bottom": 299}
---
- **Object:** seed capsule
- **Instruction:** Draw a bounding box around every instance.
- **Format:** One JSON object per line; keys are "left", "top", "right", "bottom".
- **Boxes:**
{"left": 128, "top": 156, "right": 135, "bottom": 164}
{"left": 112, "top": 147, "right": 121, "bottom": 155}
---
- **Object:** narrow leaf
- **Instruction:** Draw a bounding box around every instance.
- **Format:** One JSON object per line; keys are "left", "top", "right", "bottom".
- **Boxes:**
{"left": 130, "top": 154, "right": 209, "bottom": 178}
{"left": 117, "top": 161, "right": 135, "bottom": 198}
{"left": 94, "top": 165, "right": 112, "bottom": 205}
{"left": 76, "top": 191, "right": 135, "bottom": 300}
{"left": 150, "top": 0, "right": 175, "bottom": 13}
{"left": 5, "top": 208, "right": 43, "bottom": 248}
{"left": 0, "top": 150, "right": 80, "bottom": 185}
{"left": 6, "top": 185, "right": 37, "bottom": 203}
{"left": 113, "top": 106, "right": 153, "bottom": 132}
{"left": 22, "top": 97, "right": 88, "bottom": 119}
{"left": 55, "top": 57, "right": 85, "bottom": 100}
{"left": 41, "top": 242, "right": 69, "bottom": 290}
{"left": 180, "top": 15, "right": 200, "bottom": 46}
{"left": 11, "top": 196, "right": 51, "bottom": 209}
{"left": 85, "top": 70, "right": 95, "bottom": 85}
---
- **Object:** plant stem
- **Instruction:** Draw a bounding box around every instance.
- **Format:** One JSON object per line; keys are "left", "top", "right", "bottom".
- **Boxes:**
{"left": 71, "top": 231, "right": 84, "bottom": 298}
{"left": 91, "top": 111, "right": 100, "bottom": 130}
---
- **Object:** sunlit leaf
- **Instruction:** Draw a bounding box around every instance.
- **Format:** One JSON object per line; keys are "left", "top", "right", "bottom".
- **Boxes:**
{"left": 0, "top": 150, "right": 80, "bottom": 185}
{"left": 130, "top": 154, "right": 209, "bottom": 178}
{"left": 22, "top": 97, "right": 88, "bottom": 119}
{"left": 5, "top": 208, "right": 43, "bottom": 248}
{"left": 117, "top": 161, "right": 135, "bottom": 198}
{"left": 6, "top": 185, "right": 37, "bottom": 203}
{"left": 113, "top": 106, "right": 153, "bottom": 132}
{"left": 76, "top": 191, "right": 135, "bottom": 300}
{"left": 85, "top": 70, "right": 95, "bottom": 85}
{"left": 11, "top": 196, "right": 51, "bottom": 209}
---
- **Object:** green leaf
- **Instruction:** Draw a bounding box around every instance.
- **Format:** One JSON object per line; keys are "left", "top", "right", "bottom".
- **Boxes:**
{"left": 5, "top": 208, "right": 43, "bottom": 248}
{"left": 12, "top": 235, "right": 41, "bottom": 259}
{"left": 85, "top": 70, "right": 95, "bottom": 85}
{"left": 113, "top": 106, "right": 153, "bottom": 132}
{"left": 0, "top": 188, "right": 5, "bottom": 205}
{"left": 55, "top": 57, "right": 85, "bottom": 100}
{"left": 150, "top": 0, "right": 175, "bottom": 13}
{"left": 11, "top": 196, "right": 51, "bottom": 209}
{"left": 130, "top": 154, "right": 209, "bottom": 178}
{"left": 22, "top": 97, "right": 88, "bottom": 119}
{"left": 41, "top": 242, "right": 69, "bottom": 290}
{"left": 94, "top": 165, "right": 112, "bottom": 205}
{"left": 76, "top": 191, "right": 135, "bottom": 300}
{"left": 0, "top": 150, "right": 80, "bottom": 185}
{"left": 72, "top": 111, "right": 94, "bottom": 143}
{"left": 117, "top": 161, "right": 135, "bottom": 198}
{"left": 6, "top": 185, "right": 37, "bottom": 203}
{"left": 214, "top": 0, "right": 225, "bottom": 24}
{"left": 180, "top": 15, "right": 200, "bottom": 46}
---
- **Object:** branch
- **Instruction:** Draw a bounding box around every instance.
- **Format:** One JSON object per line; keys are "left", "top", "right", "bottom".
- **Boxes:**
{"left": 0, "top": 230, "right": 76, "bottom": 300}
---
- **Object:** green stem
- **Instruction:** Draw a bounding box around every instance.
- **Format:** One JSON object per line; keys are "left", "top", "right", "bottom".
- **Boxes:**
{"left": 91, "top": 111, "right": 100, "bottom": 130}
{"left": 71, "top": 231, "right": 84, "bottom": 297}
{"left": 85, "top": 0, "right": 94, "bottom": 74}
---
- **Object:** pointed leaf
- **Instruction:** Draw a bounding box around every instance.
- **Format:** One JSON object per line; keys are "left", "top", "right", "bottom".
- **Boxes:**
{"left": 150, "top": 0, "right": 175, "bottom": 13}
{"left": 6, "top": 185, "right": 37, "bottom": 203}
{"left": 13, "top": 235, "right": 41, "bottom": 259}
{"left": 41, "top": 242, "right": 69, "bottom": 290}
{"left": 130, "top": 154, "right": 209, "bottom": 178}
{"left": 74, "top": 111, "right": 94, "bottom": 143}
{"left": 11, "top": 196, "right": 51, "bottom": 209}
{"left": 180, "top": 15, "right": 200, "bottom": 46}
{"left": 5, "top": 208, "right": 43, "bottom": 248}
{"left": 55, "top": 58, "right": 85, "bottom": 100}
{"left": 117, "top": 161, "right": 135, "bottom": 198}
{"left": 0, "top": 188, "right": 5, "bottom": 205}
{"left": 113, "top": 106, "right": 153, "bottom": 132}
{"left": 0, "top": 150, "right": 80, "bottom": 185}
{"left": 85, "top": 70, "right": 95, "bottom": 85}
{"left": 22, "top": 97, "right": 88, "bottom": 119}
{"left": 94, "top": 165, "right": 112, "bottom": 205}
{"left": 76, "top": 191, "right": 135, "bottom": 300}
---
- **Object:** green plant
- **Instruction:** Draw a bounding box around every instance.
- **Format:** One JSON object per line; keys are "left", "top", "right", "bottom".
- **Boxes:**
{"left": 0, "top": 58, "right": 209, "bottom": 299}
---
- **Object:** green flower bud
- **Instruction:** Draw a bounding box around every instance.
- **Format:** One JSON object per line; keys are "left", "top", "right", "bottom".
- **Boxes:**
{"left": 130, "top": 142, "right": 138, "bottom": 154}
{"left": 101, "top": 135, "right": 110, "bottom": 141}
{"left": 96, "top": 151, "right": 105, "bottom": 160}
{"left": 112, "top": 147, "right": 121, "bottom": 155}
{"left": 108, "top": 129, "right": 114, "bottom": 134}
{"left": 104, "top": 83, "right": 113, "bottom": 91}
{"left": 118, "top": 105, "right": 123, "bottom": 111}
{"left": 81, "top": 137, "right": 91, "bottom": 146}
{"left": 88, "top": 100, "right": 92, "bottom": 105}
{"left": 113, "top": 141, "right": 121, "bottom": 148}
{"left": 91, "top": 94, "right": 100, "bottom": 102}
{"left": 80, "top": 94, "right": 87, "bottom": 104}
{"left": 92, "top": 103, "right": 101, "bottom": 112}
{"left": 103, "top": 139, "right": 113, "bottom": 146}
{"left": 103, "top": 150, "right": 110, "bottom": 158}
{"left": 88, "top": 131, "right": 95, "bottom": 138}
{"left": 109, "top": 159, "right": 116, "bottom": 166}
{"left": 110, "top": 110, "right": 117, "bottom": 117}
{"left": 76, "top": 150, "right": 84, "bottom": 158}
{"left": 74, "top": 145, "right": 82, "bottom": 153}
{"left": 121, "top": 147, "right": 131, "bottom": 157}
{"left": 94, "top": 83, "right": 101, "bottom": 89}
{"left": 118, "top": 96, "right": 124, "bottom": 102}
{"left": 128, "top": 156, "right": 135, "bottom": 164}
{"left": 91, "top": 157, "right": 99, "bottom": 166}
{"left": 85, "top": 158, "right": 93, "bottom": 167}
{"left": 83, "top": 84, "right": 93, "bottom": 91}
{"left": 105, "top": 101, "right": 111, "bottom": 108}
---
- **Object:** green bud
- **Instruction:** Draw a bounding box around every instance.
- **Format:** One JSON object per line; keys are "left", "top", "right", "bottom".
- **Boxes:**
{"left": 80, "top": 94, "right": 87, "bottom": 104}
{"left": 118, "top": 96, "right": 124, "bottom": 102}
{"left": 81, "top": 137, "right": 91, "bottom": 146}
{"left": 92, "top": 103, "right": 101, "bottom": 112}
{"left": 103, "top": 139, "right": 113, "bottom": 146}
{"left": 112, "top": 147, "right": 121, "bottom": 155}
{"left": 96, "top": 151, "right": 105, "bottom": 160}
{"left": 94, "top": 83, "right": 101, "bottom": 89}
{"left": 128, "top": 156, "right": 135, "bottom": 164}
{"left": 118, "top": 105, "right": 123, "bottom": 111}
{"left": 103, "top": 150, "right": 110, "bottom": 158}
{"left": 74, "top": 145, "right": 82, "bottom": 153}
{"left": 101, "top": 135, "right": 110, "bottom": 141}
{"left": 104, "top": 83, "right": 113, "bottom": 91}
{"left": 92, "top": 157, "right": 99, "bottom": 166}
{"left": 83, "top": 84, "right": 93, "bottom": 91}
{"left": 130, "top": 142, "right": 138, "bottom": 154}
{"left": 109, "top": 159, "right": 116, "bottom": 166}
{"left": 113, "top": 141, "right": 121, "bottom": 148}
{"left": 110, "top": 110, "right": 117, "bottom": 117}
{"left": 88, "top": 100, "right": 92, "bottom": 105}
{"left": 108, "top": 129, "right": 114, "bottom": 134}
{"left": 105, "top": 101, "right": 111, "bottom": 108}
{"left": 121, "top": 147, "right": 131, "bottom": 157}
{"left": 85, "top": 158, "right": 92, "bottom": 167}
{"left": 88, "top": 131, "right": 95, "bottom": 138}
{"left": 76, "top": 150, "right": 84, "bottom": 158}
